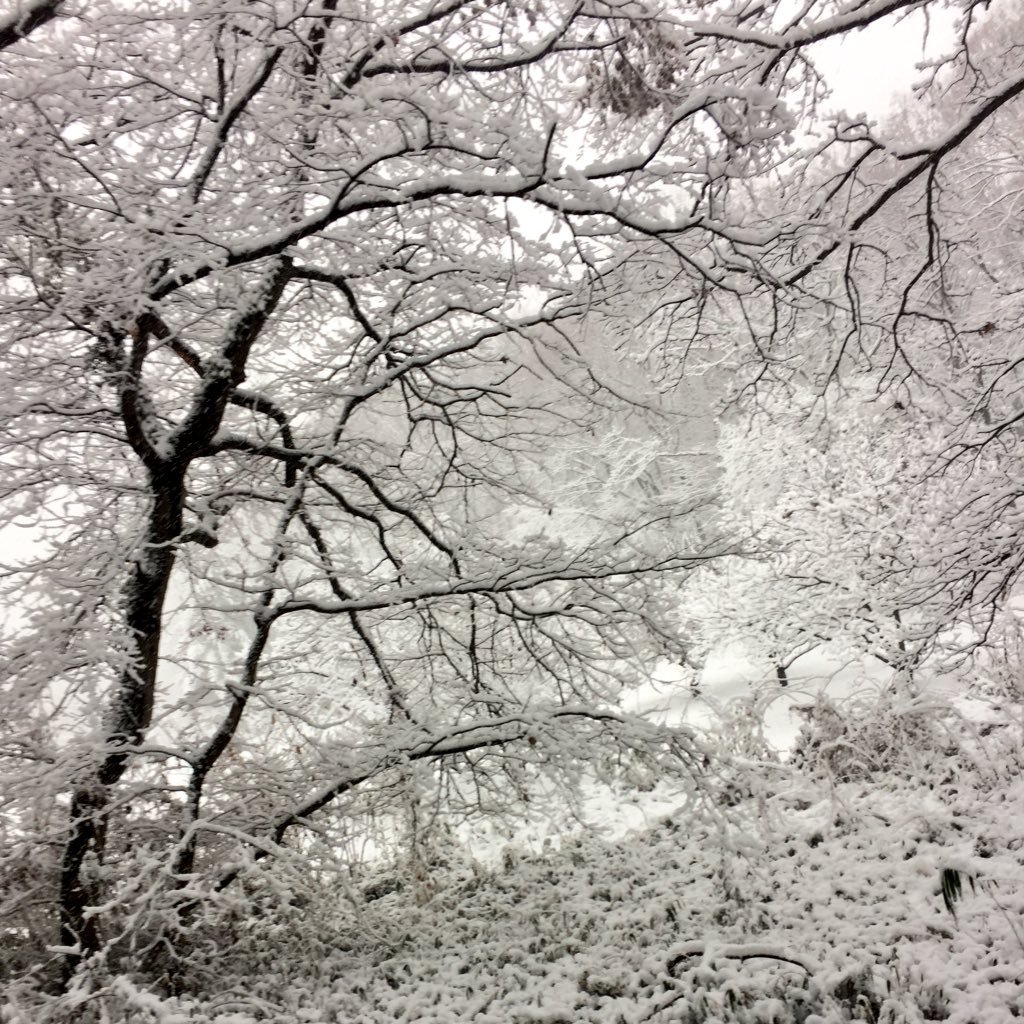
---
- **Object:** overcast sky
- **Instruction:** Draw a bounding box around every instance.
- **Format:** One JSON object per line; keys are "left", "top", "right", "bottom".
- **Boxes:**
{"left": 816, "top": 4, "right": 958, "bottom": 124}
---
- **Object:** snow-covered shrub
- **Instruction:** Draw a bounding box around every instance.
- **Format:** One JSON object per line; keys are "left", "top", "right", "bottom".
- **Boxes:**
{"left": 7, "top": 700, "right": 1024, "bottom": 1024}
{"left": 790, "top": 687, "right": 958, "bottom": 783}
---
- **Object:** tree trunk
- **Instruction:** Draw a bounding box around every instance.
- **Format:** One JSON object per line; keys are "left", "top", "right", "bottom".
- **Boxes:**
{"left": 59, "top": 473, "right": 185, "bottom": 984}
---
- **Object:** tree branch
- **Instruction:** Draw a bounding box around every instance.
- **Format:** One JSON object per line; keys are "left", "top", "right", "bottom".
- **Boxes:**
{"left": 0, "top": 0, "right": 62, "bottom": 51}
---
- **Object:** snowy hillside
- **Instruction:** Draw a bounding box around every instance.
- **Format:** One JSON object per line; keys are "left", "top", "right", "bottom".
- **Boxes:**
{"left": 9, "top": 689, "right": 1022, "bottom": 1024}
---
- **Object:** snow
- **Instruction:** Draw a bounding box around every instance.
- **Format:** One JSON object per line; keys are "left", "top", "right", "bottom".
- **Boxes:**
{"left": 625, "top": 643, "right": 927, "bottom": 755}
{"left": 8, "top": 683, "right": 1023, "bottom": 1023}
{"left": 4, "top": 1, "right": 1024, "bottom": 1020}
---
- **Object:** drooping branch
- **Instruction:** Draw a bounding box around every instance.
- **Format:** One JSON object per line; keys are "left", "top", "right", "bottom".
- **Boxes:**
{"left": 667, "top": 941, "right": 816, "bottom": 976}
{"left": 211, "top": 707, "right": 697, "bottom": 890}
{"left": 687, "top": 0, "right": 925, "bottom": 51}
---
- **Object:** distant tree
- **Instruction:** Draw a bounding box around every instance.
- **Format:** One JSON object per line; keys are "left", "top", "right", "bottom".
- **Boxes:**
{"left": 684, "top": 0, "right": 1024, "bottom": 682}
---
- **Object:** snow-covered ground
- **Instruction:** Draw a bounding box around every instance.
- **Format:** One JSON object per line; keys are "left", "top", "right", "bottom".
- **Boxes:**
{"left": 8, "top": 664, "right": 1022, "bottom": 1024}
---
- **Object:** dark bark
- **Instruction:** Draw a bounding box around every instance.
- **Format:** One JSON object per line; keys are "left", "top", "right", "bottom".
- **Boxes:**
{"left": 0, "top": 0, "right": 62, "bottom": 52}
{"left": 58, "top": 263, "right": 291, "bottom": 986}
{"left": 59, "top": 472, "right": 186, "bottom": 982}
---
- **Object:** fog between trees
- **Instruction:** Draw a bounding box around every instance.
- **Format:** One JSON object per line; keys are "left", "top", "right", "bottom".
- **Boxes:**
{"left": 2, "top": 0, "right": 1024, "bottom": 1009}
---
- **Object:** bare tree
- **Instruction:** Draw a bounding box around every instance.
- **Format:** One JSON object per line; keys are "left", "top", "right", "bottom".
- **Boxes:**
{"left": 0, "top": 0, "right": 756, "bottom": 987}
{"left": 5, "top": 0, "right": 1020, "bottom": 996}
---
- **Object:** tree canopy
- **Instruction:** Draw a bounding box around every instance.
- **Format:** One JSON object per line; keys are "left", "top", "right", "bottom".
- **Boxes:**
{"left": 2, "top": 0, "right": 1024, "bottom": 1002}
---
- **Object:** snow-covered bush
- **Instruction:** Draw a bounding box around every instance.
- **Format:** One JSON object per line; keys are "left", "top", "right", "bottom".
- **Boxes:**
{"left": 790, "top": 688, "right": 960, "bottom": 783}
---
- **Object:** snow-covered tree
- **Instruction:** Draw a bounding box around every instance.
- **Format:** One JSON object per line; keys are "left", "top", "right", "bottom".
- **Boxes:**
{"left": 0, "top": 0, "right": 793, "bottom": 987}
{"left": 3, "top": 0, "right": 1020, "bottom": 995}
{"left": 684, "top": 0, "right": 1024, "bottom": 682}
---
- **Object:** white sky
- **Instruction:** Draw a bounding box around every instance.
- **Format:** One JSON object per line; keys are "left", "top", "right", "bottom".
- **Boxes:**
{"left": 814, "top": 5, "right": 959, "bottom": 123}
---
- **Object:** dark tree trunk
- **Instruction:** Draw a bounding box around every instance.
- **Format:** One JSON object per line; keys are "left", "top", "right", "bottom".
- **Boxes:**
{"left": 59, "top": 474, "right": 185, "bottom": 983}
{"left": 58, "top": 261, "right": 290, "bottom": 986}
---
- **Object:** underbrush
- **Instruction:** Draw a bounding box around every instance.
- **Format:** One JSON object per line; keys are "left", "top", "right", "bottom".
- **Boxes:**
{"left": 5, "top": 689, "right": 1024, "bottom": 1024}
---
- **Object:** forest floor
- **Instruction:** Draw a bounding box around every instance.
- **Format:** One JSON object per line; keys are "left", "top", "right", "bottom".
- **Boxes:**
{"left": 8, "top": 671, "right": 1024, "bottom": 1024}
